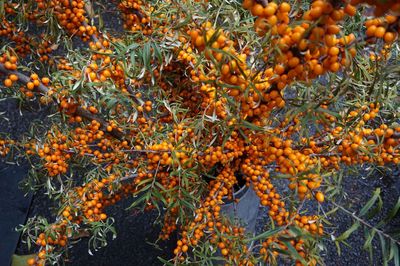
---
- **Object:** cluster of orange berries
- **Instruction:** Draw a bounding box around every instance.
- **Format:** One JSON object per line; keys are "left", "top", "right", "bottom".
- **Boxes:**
{"left": 175, "top": 167, "right": 253, "bottom": 264}
{"left": 199, "top": 134, "right": 245, "bottom": 168}
{"left": 29, "top": 173, "right": 134, "bottom": 266}
{"left": 242, "top": 163, "right": 323, "bottom": 263}
{"left": 57, "top": 59, "right": 75, "bottom": 71}
{"left": 260, "top": 229, "right": 319, "bottom": 266}
{"left": 0, "top": 17, "right": 31, "bottom": 56}
{"left": 72, "top": 180, "right": 109, "bottom": 222}
{"left": 0, "top": 54, "right": 18, "bottom": 71}
{"left": 184, "top": 22, "right": 287, "bottom": 120}
{"left": 335, "top": 125, "right": 400, "bottom": 165}
{"left": 51, "top": 0, "right": 97, "bottom": 41}
{"left": 365, "top": 14, "right": 399, "bottom": 43}
{"left": 27, "top": 230, "right": 68, "bottom": 266}
{"left": 242, "top": 160, "right": 289, "bottom": 224}
{"left": 291, "top": 103, "right": 400, "bottom": 169}
{"left": 0, "top": 57, "right": 19, "bottom": 88}
{"left": 288, "top": 173, "right": 323, "bottom": 201}
{"left": 36, "top": 37, "right": 56, "bottom": 63}
{"left": 247, "top": 0, "right": 359, "bottom": 87}
{"left": 19, "top": 73, "right": 49, "bottom": 98}
{"left": 72, "top": 123, "right": 125, "bottom": 168}
{"left": 35, "top": 132, "right": 70, "bottom": 176}
{"left": 86, "top": 40, "right": 139, "bottom": 95}
{"left": 0, "top": 139, "right": 14, "bottom": 156}
{"left": 30, "top": 118, "right": 127, "bottom": 176}
{"left": 118, "top": 0, "right": 152, "bottom": 34}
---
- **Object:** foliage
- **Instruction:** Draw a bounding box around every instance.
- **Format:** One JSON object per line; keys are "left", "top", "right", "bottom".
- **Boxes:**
{"left": 0, "top": 0, "right": 399, "bottom": 265}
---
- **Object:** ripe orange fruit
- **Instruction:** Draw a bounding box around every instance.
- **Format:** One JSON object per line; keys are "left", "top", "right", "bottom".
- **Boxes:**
{"left": 264, "top": 5, "right": 276, "bottom": 16}
{"left": 9, "top": 74, "right": 18, "bottom": 81}
{"left": 366, "top": 25, "right": 377, "bottom": 37}
{"left": 4, "top": 78, "right": 12, "bottom": 87}
{"left": 344, "top": 4, "right": 356, "bottom": 16}
{"left": 279, "top": 2, "right": 291, "bottom": 13}
{"left": 315, "top": 192, "right": 324, "bottom": 203}
{"left": 374, "top": 26, "right": 386, "bottom": 38}
{"left": 251, "top": 4, "right": 264, "bottom": 16}
{"left": 383, "top": 32, "right": 395, "bottom": 43}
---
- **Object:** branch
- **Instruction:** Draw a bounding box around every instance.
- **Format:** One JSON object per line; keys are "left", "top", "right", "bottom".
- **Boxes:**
{"left": 0, "top": 63, "right": 124, "bottom": 140}
{"left": 331, "top": 201, "right": 400, "bottom": 245}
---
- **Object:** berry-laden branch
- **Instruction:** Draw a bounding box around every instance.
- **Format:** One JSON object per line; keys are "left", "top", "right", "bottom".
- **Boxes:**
{"left": 0, "top": 63, "right": 124, "bottom": 140}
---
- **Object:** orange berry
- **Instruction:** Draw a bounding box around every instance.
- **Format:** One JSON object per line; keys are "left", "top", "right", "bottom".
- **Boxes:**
{"left": 279, "top": 2, "right": 291, "bottom": 13}
{"left": 27, "top": 82, "right": 35, "bottom": 90}
{"left": 383, "top": 32, "right": 395, "bottom": 43}
{"left": 263, "top": 5, "right": 276, "bottom": 16}
{"left": 374, "top": 27, "right": 386, "bottom": 38}
{"left": 42, "top": 77, "right": 50, "bottom": 84}
{"left": 366, "top": 25, "right": 377, "bottom": 37}
{"left": 344, "top": 4, "right": 357, "bottom": 16}
{"left": 27, "top": 258, "right": 36, "bottom": 265}
{"left": 9, "top": 74, "right": 18, "bottom": 82}
{"left": 9, "top": 56, "right": 17, "bottom": 64}
{"left": 4, "top": 61, "right": 12, "bottom": 69}
{"left": 315, "top": 192, "right": 324, "bottom": 203}
{"left": 251, "top": 4, "right": 264, "bottom": 17}
{"left": 4, "top": 78, "right": 12, "bottom": 87}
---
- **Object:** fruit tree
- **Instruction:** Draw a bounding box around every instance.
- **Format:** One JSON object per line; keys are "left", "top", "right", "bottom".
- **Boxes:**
{"left": 0, "top": 0, "right": 399, "bottom": 265}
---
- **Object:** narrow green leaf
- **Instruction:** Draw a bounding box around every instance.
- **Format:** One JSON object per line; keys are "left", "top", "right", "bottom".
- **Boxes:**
{"left": 392, "top": 241, "right": 399, "bottom": 266}
{"left": 360, "top": 188, "right": 381, "bottom": 217}
{"left": 382, "top": 197, "right": 400, "bottom": 224}
{"left": 316, "top": 107, "right": 341, "bottom": 119}
{"left": 283, "top": 240, "right": 308, "bottom": 266}
{"left": 157, "top": 256, "right": 175, "bottom": 265}
{"left": 335, "top": 221, "right": 360, "bottom": 242}
{"left": 379, "top": 234, "right": 388, "bottom": 266}
{"left": 143, "top": 42, "right": 151, "bottom": 71}
{"left": 127, "top": 192, "right": 149, "bottom": 209}
{"left": 245, "top": 227, "right": 283, "bottom": 242}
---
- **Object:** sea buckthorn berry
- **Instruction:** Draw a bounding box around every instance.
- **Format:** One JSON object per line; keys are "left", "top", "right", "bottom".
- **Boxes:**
{"left": 315, "top": 192, "right": 325, "bottom": 203}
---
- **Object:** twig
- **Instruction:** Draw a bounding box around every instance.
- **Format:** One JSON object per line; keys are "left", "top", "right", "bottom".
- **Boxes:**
{"left": 0, "top": 63, "right": 124, "bottom": 139}
{"left": 331, "top": 201, "right": 400, "bottom": 245}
